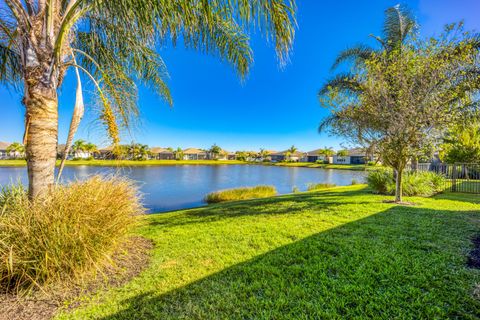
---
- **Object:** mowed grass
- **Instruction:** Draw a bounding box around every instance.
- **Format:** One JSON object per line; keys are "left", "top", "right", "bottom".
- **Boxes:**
{"left": 56, "top": 186, "right": 480, "bottom": 319}
{"left": 205, "top": 185, "right": 277, "bottom": 203}
{"left": 0, "top": 159, "right": 246, "bottom": 167}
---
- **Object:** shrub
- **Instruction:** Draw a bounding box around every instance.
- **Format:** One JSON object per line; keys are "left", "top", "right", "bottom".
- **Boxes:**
{"left": 367, "top": 161, "right": 376, "bottom": 166}
{"left": 307, "top": 183, "right": 336, "bottom": 191}
{"left": 351, "top": 179, "right": 360, "bottom": 185}
{"left": 0, "top": 176, "right": 143, "bottom": 292}
{"left": 205, "top": 185, "right": 277, "bottom": 204}
{"left": 367, "top": 169, "right": 446, "bottom": 196}
{"left": 292, "top": 186, "right": 300, "bottom": 193}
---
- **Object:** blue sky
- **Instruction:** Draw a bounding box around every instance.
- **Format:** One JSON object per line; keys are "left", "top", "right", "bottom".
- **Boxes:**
{"left": 1, "top": 0, "right": 479, "bottom": 151}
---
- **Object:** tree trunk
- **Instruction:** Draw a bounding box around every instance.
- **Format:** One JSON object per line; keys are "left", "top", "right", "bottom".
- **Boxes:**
{"left": 395, "top": 168, "right": 403, "bottom": 203}
{"left": 24, "top": 83, "right": 58, "bottom": 199}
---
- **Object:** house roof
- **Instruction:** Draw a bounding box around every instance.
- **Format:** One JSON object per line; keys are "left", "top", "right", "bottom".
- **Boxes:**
{"left": 0, "top": 141, "right": 11, "bottom": 150}
{"left": 346, "top": 148, "right": 366, "bottom": 156}
{"left": 271, "top": 150, "right": 305, "bottom": 157}
{"left": 306, "top": 149, "right": 332, "bottom": 156}
{"left": 183, "top": 148, "right": 206, "bottom": 154}
{"left": 99, "top": 146, "right": 114, "bottom": 152}
{"left": 150, "top": 147, "right": 173, "bottom": 154}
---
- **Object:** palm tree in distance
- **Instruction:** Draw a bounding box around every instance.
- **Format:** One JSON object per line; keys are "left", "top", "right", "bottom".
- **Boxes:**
{"left": 72, "top": 140, "right": 88, "bottom": 157}
{"left": 6, "top": 142, "right": 26, "bottom": 159}
{"left": 0, "top": 1, "right": 296, "bottom": 198}
{"left": 174, "top": 148, "right": 184, "bottom": 161}
{"left": 209, "top": 144, "right": 222, "bottom": 160}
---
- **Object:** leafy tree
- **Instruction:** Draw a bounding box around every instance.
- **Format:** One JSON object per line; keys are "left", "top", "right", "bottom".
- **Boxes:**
{"left": 6, "top": 142, "right": 25, "bottom": 158}
{"left": 72, "top": 140, "right": 88, "bottom": 154}
{"left": 319, "top": 8, "right": 480, "bottom": 203}
{"left": 440, "top": 119, "right": 480, "bottom": 163}
{"left": 0, "top": 0, "right": 296, "bottom": 198}
{"left": 128, "top": 143, "right": 150, "bottom": 161}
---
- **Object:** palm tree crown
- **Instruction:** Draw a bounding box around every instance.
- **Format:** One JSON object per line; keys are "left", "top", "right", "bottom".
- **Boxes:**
{"left": 0, "top": 0, "right": 296, "bottom": 197}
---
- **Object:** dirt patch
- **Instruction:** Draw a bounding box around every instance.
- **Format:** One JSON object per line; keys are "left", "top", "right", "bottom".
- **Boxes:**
{"left": 0, "top": 236, "right": 153, "bottom": 320}
{"left": 382, "top": 200, "right": 418, "bottom": 206}
{"left": 467, "top": 235, "right": 480, "bottom": 269}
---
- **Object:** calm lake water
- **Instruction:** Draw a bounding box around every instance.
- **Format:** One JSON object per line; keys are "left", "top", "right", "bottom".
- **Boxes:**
{"left": 0, "top": 165, "right": 366, "bottom": 213}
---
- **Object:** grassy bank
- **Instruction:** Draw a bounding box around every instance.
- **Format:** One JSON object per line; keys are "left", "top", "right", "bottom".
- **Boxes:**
{"left": 0, "top": 159, "right": 247, "bottom": 167}
{"left": 272, "top": 162, "right": 377, "bottom": 171}
{"left": 57, "top": 186, "right": 480, "bottom": 319}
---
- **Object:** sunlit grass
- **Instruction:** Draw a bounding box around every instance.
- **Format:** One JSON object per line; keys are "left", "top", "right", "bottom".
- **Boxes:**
{"left": 56, "top": 185, "right": 480, "bottom": 319}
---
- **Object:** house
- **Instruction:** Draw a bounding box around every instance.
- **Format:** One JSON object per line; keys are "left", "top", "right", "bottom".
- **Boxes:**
{"left": 332, "top": 148, "right": 371, "bottom": 165}
{"left": 305, "top": 149, "right": 333, "bottom": 163}
{"left": 269, "top": 150, "right": 305, "bottom": 162}
{"left": 150, "top": 147, "right": 175, "bottom": 160}
{"left": 183, "top": 148, "right": 208, "bottom": 160}
{"left": 96, "top": 146, "right": 115, "bottom": 159}
{"left": 0, "top": 141, "right": 10, "bottom": 159}
{"left": 214, "top": 150, "right": 236, "bottom": 160}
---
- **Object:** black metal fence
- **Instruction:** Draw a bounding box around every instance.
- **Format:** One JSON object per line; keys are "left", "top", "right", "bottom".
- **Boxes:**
{"left": 412, "top": 163, "right": 480, "bottom": 194}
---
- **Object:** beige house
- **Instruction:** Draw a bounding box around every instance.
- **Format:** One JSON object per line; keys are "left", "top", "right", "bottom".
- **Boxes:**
{"left": 183, "top": 148, "right": 208, "bottom": 160}
{"left": 269, "top": 150, "right": 306, "bottom": 162}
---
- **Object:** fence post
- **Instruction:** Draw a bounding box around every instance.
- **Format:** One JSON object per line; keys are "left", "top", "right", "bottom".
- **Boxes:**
{"left": 452, "top": 164, "right": 457, "bottom": 192}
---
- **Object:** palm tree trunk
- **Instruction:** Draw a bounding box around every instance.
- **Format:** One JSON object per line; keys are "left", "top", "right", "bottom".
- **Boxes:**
{"left": 24, "top": 83, "right": 58, "bottom": 198}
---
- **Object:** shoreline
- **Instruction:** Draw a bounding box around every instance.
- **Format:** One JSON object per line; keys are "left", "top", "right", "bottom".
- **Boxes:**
{"left": 0, "top": 159, "right": 373, "bottom": 171}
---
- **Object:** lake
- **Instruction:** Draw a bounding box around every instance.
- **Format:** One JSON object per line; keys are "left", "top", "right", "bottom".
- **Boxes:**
{"left": 0, "top": 165, "right": 366, "bottom": 213}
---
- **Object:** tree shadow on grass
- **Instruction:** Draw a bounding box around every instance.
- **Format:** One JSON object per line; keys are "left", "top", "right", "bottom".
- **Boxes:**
{"left": 149, "top": 187, "right": 375, "bottom": 228}
{"left": 102, "top": 205, "right": 480, "bottom": 319}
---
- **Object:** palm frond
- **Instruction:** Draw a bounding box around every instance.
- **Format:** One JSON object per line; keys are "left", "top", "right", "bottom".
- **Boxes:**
{"left": 331, "top": 45, "right": 376, "bottom": 70}
{"left": 318, "top": 73, "right": 363, "bottom": 96}
{"left": 383, "top": 5, "right": 416, "bottom": 50}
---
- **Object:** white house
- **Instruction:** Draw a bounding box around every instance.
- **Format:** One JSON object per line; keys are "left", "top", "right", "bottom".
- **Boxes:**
{"left": 0, "top": 141, "right": 10, "bottom": 159}
{"left": 332, "top": 148, "right": 371, "bottom": 165}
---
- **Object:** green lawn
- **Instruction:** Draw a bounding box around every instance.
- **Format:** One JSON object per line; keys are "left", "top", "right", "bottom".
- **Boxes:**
{"left": 0, "top": 159, "right": 247, "bottom": 167}
{"left": 56, "top": 186, "right": 480, "bottom": 319}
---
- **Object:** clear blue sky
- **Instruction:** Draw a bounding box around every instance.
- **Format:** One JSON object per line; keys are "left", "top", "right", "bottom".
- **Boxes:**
{"left": 1, "top": 0, "right": 479, "bottom": 151}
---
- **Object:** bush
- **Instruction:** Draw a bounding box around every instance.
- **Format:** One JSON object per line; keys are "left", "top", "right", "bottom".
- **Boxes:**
{"left": 367, "top": 161, "right": 376, "bottom": 166}
{"left": 367, "top": 169, "right": 446, "bottom": 196}
{"left": 0, "top": 176, "right": 143, "bottom": 292}
{"left": 307, "top": 183, "right": 336, "bottom": 191}
{"left": 351, "top": 179, "right": 360, "bottom": 185}
{"left": 205, "top": 186, "right": 277, "bottom": 204}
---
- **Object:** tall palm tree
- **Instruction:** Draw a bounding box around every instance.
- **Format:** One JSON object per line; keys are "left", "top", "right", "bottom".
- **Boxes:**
{"left": 330, "top": 5, "right": 415, "bottom": 71}
{"left": 0, "top": 0, "right": 296, "bottom": 198}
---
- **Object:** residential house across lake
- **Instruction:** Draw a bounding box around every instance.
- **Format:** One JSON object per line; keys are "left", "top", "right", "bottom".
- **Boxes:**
{"left": 332, "top": 148, "right": 372, "bottom": 165}
{"left": 150, "top": 147, "right": 175, "bottom": 160}
{"left": 183, "top": 148, "right": 208, "bottom": 160}
{"left": 305, "top": 149, "right": 333, "bottom": 163}
{"left": 269, "top": 150, "right": 306, "bottom": 162}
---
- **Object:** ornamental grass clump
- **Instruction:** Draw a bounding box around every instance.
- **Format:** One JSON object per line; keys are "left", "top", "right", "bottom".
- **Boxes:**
{"left": 205, "top": 186, "right": 277, "bottom": 204}
{"left": 0, "top": 176, "right": 143, "bottom": 293}
{"left": 307, "top": 183, "right": 336, "bottom": 191}
{"left": 367, "top": 169, "right": 445, "bottom": 197}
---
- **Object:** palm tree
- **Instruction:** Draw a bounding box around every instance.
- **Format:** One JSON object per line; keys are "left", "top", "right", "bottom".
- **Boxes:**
{"left": 285, "top": 145, "right": 297, "bottom": 161}
{"left": 174, "top": 148, "right": 184, "bottom": 161}
{"left": 84, "top": 142, "right": 98, "bottom": 158}
{"left": 72, "top": 139, "right": 88, "bottom": 157}
{"left": 6, "top": 142, "right": 25, "bottom": 158}
{"left": 209, "top": 144, "right": 222, "bottom": 160}
{"left": 330, "top": 5, "right": 415, "bottom": 71}
{"left": 318, "top": 147, "right": 334, "bottom": 157}
{"left": 259, "top": 148, "right": 269, "bottom": 160}
{"left": 0, "top": 1, "right": 296, "bottom": 198}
